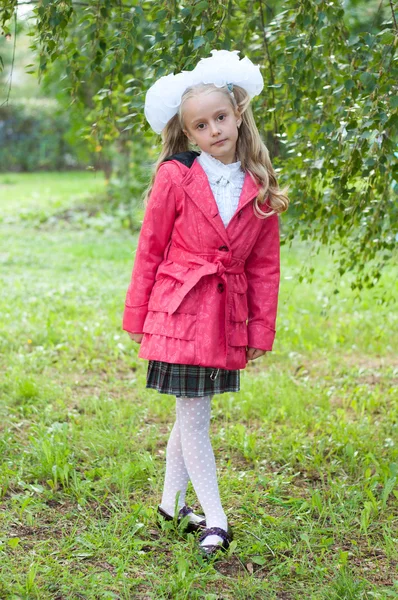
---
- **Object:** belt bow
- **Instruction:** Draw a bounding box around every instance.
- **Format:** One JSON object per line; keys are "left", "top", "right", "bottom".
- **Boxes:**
{"left": 165, "top": 245, "right": 244, "bottom": 315}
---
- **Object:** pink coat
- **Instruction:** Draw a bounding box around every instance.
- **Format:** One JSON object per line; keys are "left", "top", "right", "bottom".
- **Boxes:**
{"left": 122, "top": 151, "right": 280, "bottom": 370}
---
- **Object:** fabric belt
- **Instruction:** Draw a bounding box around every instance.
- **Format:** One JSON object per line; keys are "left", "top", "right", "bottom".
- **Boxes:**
{"left": 166, "top": 245, "right": 245, "bottom": 316}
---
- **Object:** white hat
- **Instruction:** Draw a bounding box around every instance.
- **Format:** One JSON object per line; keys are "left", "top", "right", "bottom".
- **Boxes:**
{"left": 144, "top": 49, "right": 264, "bottom": 134}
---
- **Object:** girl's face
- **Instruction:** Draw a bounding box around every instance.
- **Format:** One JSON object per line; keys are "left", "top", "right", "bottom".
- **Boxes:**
{"left": 182, "top": 90, "right": 242, "bottom": 165}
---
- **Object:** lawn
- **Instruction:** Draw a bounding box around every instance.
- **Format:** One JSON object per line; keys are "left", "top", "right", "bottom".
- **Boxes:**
{"left": 0, "top": 171, "right": 397, "bottom": 599}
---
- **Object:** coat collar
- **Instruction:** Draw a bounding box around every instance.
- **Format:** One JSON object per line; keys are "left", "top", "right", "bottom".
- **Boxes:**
{"left": 179, "top": 157, "right": 261, "bottom": 245}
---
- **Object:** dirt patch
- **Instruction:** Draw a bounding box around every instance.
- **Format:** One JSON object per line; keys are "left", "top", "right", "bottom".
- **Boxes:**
{"left": 5, "top": 522, "right": 67, "bottom": 542}
{"left": 214, "top": 555, "right": 247, "bottom": 577}
{"left": 341, "top": 355, "right": 398, "bottom": 369}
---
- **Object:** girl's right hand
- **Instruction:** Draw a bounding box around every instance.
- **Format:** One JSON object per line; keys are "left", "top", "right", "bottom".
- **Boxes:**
{"left": 128, "top": 333, "right": 143, "bottom": 343}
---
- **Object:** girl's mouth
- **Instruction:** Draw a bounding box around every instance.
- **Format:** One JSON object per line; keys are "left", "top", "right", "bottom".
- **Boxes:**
{"left": 212, "top": 139, "right": 227, "bottom": 146}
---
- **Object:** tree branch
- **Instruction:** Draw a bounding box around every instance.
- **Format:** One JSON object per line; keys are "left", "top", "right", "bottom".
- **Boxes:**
{"left": 258, "top": 0, "right": 279, "bottom": 154}
{"left": 389, "top": 0, "right": 397, "bottom": 31}
{"left": 0, "top": 11, "right": 17, "bottom": 107}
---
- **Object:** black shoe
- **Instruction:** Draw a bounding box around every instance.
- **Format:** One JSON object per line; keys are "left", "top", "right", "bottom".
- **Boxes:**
{"left": 198, "top": 526, "right": 233, "bottom": 559}
{"left": 157, "top": 505, "right": 206, "bottom": 533}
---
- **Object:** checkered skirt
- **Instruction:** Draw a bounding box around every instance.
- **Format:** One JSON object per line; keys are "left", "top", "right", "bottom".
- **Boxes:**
{"left": 146, "top": 360, "right": 240, "bottom": 398}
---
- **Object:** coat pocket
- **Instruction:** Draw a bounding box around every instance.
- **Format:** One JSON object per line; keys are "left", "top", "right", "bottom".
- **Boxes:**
{"left": 143, "top": 311, "right": 196, "bottom": 341}
{"left": 148, "top": 276, "right": 198, "bottom": 315}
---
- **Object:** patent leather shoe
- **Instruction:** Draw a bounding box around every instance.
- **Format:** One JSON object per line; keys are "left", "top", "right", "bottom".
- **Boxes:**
{"left": 157, "top": 505, "right": 206, "bottom": 533}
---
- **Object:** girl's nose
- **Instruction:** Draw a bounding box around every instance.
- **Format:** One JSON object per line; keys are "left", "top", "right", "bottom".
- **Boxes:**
{"left": 210, "top": 121, "right": 221, "bottom": 135}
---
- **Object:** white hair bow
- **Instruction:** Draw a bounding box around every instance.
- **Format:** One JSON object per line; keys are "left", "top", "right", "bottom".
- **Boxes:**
{"left": 144, "top": 49, "right": 264, "bottom": 134}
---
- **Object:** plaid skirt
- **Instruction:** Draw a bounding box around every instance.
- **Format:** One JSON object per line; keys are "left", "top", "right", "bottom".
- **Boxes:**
{"left": 146, "top": 360, "right": 240, "bottom": 398}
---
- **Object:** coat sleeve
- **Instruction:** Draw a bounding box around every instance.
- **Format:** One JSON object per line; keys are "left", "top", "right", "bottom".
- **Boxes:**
{"left": 245, "top": 211, "right": 280, "bottom": 351}
{"left": 122, "top": 163, "right": 177, "bottom": 333}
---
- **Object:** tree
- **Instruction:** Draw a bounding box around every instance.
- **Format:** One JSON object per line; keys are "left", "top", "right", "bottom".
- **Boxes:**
{"left": 1, "top": 0, "right": 397, "bottom": 292}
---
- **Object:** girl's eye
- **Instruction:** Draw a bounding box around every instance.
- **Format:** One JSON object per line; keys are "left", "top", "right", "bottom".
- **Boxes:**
{"left": 196, "top": 114, "right": 226, "bottom": 129}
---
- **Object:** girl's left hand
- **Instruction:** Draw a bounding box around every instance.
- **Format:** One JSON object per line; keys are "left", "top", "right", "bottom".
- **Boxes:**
{"left": 246, "top": 347, "right": 267, "bottom": 361}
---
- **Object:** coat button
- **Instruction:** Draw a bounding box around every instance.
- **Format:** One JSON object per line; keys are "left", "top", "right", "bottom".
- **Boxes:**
{"left": 217, "top": 283, "right": 224, "bottom": 293}
{"left": 218, "top": 245, "right": 229, "bottom": 251}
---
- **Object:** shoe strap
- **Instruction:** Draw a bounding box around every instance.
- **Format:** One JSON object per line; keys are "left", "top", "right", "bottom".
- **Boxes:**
{"left": 178, "top": 505, "right": 193, "bottom": 518}
{"left": 198, "top": 526, "right": 231, "bottom": 544}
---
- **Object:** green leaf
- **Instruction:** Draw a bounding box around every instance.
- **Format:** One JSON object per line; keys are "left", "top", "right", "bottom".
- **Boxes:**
{"left": 193, "top": 1, "right": 208, "bottom": 18}
{"left": 205, "top": 29, "right": 215, "bottom": 42}
{"left": 381, "top": 477, "right": 397, "bottom": 509}
{"left": 377, "top": 29, "right": 395, "bottom": 45}
{"left": 359, "top": 72, "right": 377, "bottom": 92}
{"left": 344, "top": 80, "right": 355, "bottom": 90}
{"left": 390, "top": 96, "right": 398, "bottom": 110}
{"left": 156, "top": 9, "right": 167, "bottom": 20}
{"left": 227, "top": 539, "right": 238, "bottom": 556}
{"left": 251, "top": 555, "right": 266, "bottom": 565}
{"left": 193, "top": 36, "right": 205, "bottom": 50}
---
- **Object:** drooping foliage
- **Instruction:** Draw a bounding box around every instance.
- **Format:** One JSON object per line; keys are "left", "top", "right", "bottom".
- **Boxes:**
{"left": 1, "top": 0, "right": 397, "bottom": 291}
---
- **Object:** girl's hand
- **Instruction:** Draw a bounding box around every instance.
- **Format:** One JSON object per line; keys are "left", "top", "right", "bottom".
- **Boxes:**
{"left": 128, "top": 333, "right": 143, "bottom": 344}
{"left": 246, "top": 347, "right": 267, "bottom": 361}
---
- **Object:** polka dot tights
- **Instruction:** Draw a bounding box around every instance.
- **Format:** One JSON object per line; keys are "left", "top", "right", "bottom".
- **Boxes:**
{"left": 159, "top": 395, "right": 227, "bottom": 547}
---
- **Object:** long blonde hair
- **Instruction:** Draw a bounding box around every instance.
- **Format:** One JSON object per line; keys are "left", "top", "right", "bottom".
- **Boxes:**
{"left": 142, "top": 83, "right": 289, "bottom": 218}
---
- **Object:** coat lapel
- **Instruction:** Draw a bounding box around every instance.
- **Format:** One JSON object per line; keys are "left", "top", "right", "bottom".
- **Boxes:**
{"left": 181, "top": 158, "right": 261, "bottom": 244}
{"left": 235, "top": 169, "right": 261, "bottom": 214}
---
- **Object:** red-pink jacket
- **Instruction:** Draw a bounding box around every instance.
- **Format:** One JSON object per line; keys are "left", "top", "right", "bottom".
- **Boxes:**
{"left": 122, "top": 151, "right": 280, "bottom": 370}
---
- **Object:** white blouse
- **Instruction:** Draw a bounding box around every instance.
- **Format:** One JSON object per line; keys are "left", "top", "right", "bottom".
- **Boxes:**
{"left": 196, "top": 151, "right": 245, "bottom": 228}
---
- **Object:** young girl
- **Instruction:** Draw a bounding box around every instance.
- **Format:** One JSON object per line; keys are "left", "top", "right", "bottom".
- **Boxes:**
{"left": 122, "top": 50, "right": 289, "bottom": 559}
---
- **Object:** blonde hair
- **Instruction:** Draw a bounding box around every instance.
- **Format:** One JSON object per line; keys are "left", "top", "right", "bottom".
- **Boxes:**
{"left": 142, "top": 82, "right": 289, "bottom": 218}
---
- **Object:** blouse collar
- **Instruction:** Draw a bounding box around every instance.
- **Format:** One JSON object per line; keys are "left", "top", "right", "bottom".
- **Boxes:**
{"left": 197, "top": 150, "right": 243, "bottom": 186}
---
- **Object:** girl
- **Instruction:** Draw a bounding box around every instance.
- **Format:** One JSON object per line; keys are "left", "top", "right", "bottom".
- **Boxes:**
{"left": 122, "top": 50, "right": 289, "bottom": 559}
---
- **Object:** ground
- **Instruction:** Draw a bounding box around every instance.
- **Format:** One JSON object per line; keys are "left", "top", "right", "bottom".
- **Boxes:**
{"left": 0, "top": 171, "right": 397, "bottom": 599}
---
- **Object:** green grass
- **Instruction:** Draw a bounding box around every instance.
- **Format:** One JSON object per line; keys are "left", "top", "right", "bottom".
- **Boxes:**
{"left": 0, "top": 172, "right": 397, "bottom": 599}
{"left": 0, "top": 171, "right": 105, "bottom": 216}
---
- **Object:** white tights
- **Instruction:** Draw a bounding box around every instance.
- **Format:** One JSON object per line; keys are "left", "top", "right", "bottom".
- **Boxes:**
{"left": 159, "top": 395, "right": 228, "bottom": 547}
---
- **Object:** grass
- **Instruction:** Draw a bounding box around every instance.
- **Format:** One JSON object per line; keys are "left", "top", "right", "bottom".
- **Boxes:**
{"left": 0, "top": 171, "right": 397, "bottom": 599}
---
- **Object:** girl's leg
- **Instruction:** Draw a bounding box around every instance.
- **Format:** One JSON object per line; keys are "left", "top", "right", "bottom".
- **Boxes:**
{"left": 159, "top": 399, "right": 206, "bottom": 525}
{"left": 176, "top": 395, "right": 227, "bottom": 547}
{"left": 159, "top": 415, "right": 189, "bottom": 515}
